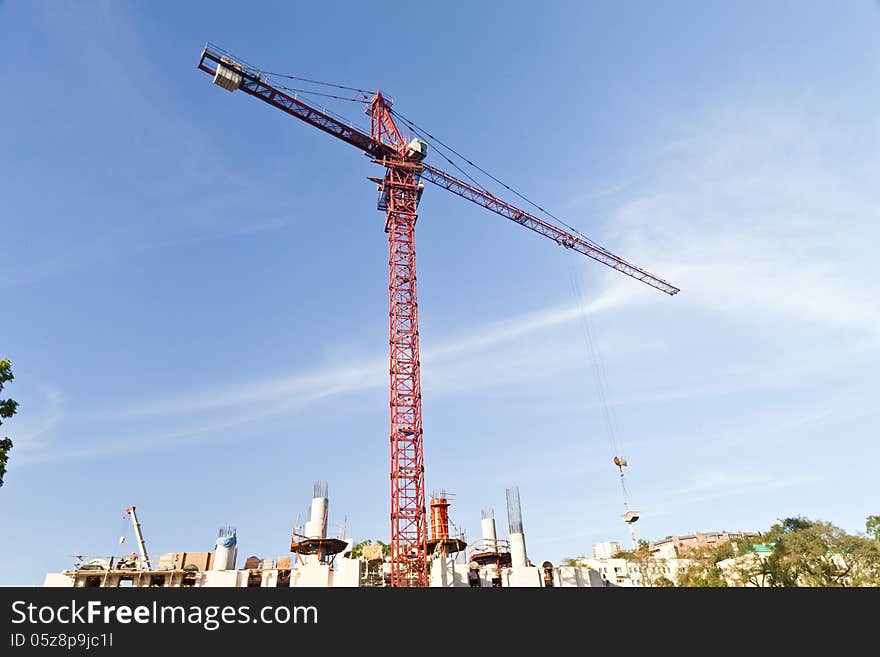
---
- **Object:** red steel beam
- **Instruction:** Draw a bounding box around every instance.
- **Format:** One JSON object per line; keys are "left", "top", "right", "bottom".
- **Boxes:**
{"left": 198, "top": 46, "right": 392, "bottom": 158}
{"left": 372, "top": 93, "right": 428, "bottom": 587}
{"left": 421, "top": 164, "right": 680, "bottom": 296}
{"left": 383, "top": 160, "right": 428, "bottom": 587}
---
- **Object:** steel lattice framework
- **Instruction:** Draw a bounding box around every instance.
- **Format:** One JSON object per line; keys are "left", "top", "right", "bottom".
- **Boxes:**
{"left": 197, "top": 44, "right": 678, "bottom": 587}
{"left": 420, "top": 165, "right": 679, "bottom": 295}
{"left": 370, "top": 92, "right": 429, "bottom": 586}
{"left": 382, "top": 159, "right": 428, "bottom": 586}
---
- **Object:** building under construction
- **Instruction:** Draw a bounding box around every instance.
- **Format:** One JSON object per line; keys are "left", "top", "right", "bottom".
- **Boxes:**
{"left": 43, "top": 484, "right": 603, "bottom": 588}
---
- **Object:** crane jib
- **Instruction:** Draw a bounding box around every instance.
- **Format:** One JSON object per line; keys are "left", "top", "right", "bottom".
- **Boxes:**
{"left": 197, "top": 45, "right": 679, "bottom": 297}
{"left": 420, "top": 165, "right": 680, "bottom": 296}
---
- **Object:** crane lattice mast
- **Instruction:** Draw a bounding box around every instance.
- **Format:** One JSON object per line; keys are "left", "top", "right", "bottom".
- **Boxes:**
{"left": 197, "top": 44, "right": 678, "bottom": 587}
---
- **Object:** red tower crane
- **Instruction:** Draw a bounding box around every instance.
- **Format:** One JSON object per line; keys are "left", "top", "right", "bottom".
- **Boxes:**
{"left": 197, "top": 44, "right": 679, "bottom": 587}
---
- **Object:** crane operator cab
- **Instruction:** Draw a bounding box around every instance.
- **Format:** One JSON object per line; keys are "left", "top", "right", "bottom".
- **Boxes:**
{"left": 406, "top": 137, "right": 428, "bottom": 161}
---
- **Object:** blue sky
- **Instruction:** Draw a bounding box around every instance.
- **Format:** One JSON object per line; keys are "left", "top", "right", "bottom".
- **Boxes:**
{"left": 1, "top": 1, "right": 878, "bottom": 584}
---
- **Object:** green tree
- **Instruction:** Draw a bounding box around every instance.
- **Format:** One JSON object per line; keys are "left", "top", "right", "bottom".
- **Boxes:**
{"left": 765, "top": 516, "right": 814, "bottom": 542}
{"left": 866, "top": 516, "right": 880, "bottom": 543}
{"left": 0, "top": 359, "right": 18, "bottom": 489}
{"left": 755, "top": 518, "right": 880, "bottom": 587}
{"left": 613, "top": 546, "right": 676, "bottom": 587}
{"left": 650, "top": 519, "right": 880, "bottom": 587}
{"left": 677, "top": 544, "right": 729, "bottom": 587}
{"left": 350, "top": 539, "right": 389, "bottom": 560}
{"left": 678, "top": 535, "right": 763, "bottom": 587}
{"left": 838, "top": 533, "right": 880, "bottom": 586}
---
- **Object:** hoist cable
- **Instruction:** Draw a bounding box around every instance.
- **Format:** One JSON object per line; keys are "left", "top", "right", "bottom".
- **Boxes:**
{"left": 261, "top": 71, "right": 372, "bottom": 95}
{"left": 390, "top": 108, "right": 608, "bottom": 250}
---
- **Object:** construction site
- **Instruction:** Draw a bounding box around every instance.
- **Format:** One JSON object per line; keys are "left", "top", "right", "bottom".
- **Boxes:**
{"left": 44, "top": 483, "right": 609, "bottom": 588}
{"left": 1, "top": 6, "right": 875, "bottom": 655}
{"left": 36, "top": 43, "right": 680, "bottom": 590}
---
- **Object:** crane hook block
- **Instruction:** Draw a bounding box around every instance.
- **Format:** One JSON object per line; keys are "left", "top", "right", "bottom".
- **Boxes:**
{"left": 213, "top": 56, "right": 243, "bottom": 93}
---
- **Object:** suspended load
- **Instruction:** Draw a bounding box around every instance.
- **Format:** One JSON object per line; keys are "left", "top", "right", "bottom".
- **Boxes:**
{"left": 623, "top": 510, "right": 640, "bottom": 524}
{"left": 613, "top": 457, "right": 640, "bottom": 524}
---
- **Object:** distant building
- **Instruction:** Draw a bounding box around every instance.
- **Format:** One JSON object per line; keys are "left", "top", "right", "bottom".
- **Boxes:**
{"left": 648, "top": 530, "right": 761, "bottom": 559}
{"left": 582, "top": 530, "right": 763, "bottom": 587}
{"left": 580, "top": 554, "right": 690, "bottom": 587}
{"left": 718, "top": 543, "right": 775, "bottom": 587}
{"left": 591, "top": 541, "right": 622, "bottom": 560}
{"left": 717, "top": 543, "right": 862, "bottom": 587}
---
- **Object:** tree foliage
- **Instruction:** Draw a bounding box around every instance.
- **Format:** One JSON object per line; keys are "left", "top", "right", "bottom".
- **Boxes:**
{"left": 677, "top": 517, "right": 880, "bottom": 587}
{"left": 866, "top": 516, "right": 880, "bottom": 543}
{"left": 760, "top": 518, "right": 880, "bottom": 587}
{"left": 561, "top": 556, "right": 584, "bottom": 567}
{"left": 350, "top": 539, "right": 390, "bottom": 560}
{"left": 677, "top": 544, "right": 730, "bottom": 587}
{"left": 676, "top": 533, "right": 762, "bottom": 587}
{"left": 613, "top": 547, "right": 678, "bottom": 587}
{"left": 0, "top": 359, "right": 18, "bottom": 489}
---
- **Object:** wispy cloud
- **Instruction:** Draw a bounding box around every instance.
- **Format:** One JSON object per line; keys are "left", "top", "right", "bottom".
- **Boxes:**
{"left": 7, "top": 386, "right": 64, "bottom": 454}
{"left": 90, "top": 358, "right": 385, "bottom": 422}
{"left": 605, "top": 104, "right": 880, "bottom": 334}
{"left": 21, "top": 301, "right": 618, "bottom": 463}
{"left": 17, "top": 388, "right": 334, "bottom": 465}
{"left": 642, "top": 469, "right": 822, "bottom": 519}
{"left": 559, "top": 183, "right": 629, "bottom": 211}
{"left": 18, "top": 104, "right": 880, "bottom": 476}
{"left": 91, "top": 290, "right": 627, "bottom": 425}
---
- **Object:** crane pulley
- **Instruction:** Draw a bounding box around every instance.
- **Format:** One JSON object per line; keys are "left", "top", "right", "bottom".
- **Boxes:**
{"left": 196, "top": 43, "right": 678, "bottom": 586}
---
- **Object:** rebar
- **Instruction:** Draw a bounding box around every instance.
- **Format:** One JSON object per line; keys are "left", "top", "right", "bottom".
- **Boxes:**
{"left": 506, "top": 486, "right": 523, "bottom": 534}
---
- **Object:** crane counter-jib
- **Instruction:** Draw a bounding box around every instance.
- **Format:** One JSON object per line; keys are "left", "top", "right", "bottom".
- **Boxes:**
{"left": 198, "top": 46, "right": 391, "bottom": 157}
